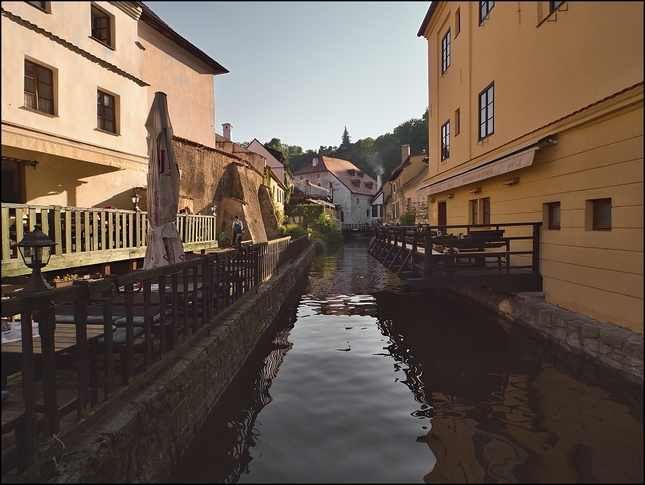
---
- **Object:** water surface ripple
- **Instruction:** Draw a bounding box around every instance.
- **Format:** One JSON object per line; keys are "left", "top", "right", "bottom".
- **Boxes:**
{"left": 166, "top": 238, "right": 643, "bottom": 483}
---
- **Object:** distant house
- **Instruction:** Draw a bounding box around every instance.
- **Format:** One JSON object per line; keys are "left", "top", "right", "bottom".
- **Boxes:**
{"left": 246, "top": 139, "right": 287, "bottom": 212}
{"left": 292, "top": 157, "right": 377, "bottom": 225}
{"left": 384, "top": 145, "right": 429, "bottom": 224}
{"left": 1, "top": 1, "right": 227, "bottom": 209}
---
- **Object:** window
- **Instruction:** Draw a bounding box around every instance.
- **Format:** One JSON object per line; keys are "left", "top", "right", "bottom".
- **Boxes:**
{"left": 470, "top": 199, "right": 479, "bottom": 225}
{"left": 97, "top": 90, "right": 116, "bottom": 133}
{"left": 479, "top": 82, "right": 494, "bottom": 140}
{"left": 24, "top": 59, "right": 54, "bottom": 114}
{"left": 316, "top": 173, "right": 320, "bottom": 178}
{"left": 441, "top": 120, "right": 450, "bottom": 161}
{"left": 441, "top": 28, "right": 451, "bottom": 74}
{"left": 482, "top": 197, "right": 491, "bottom": 224}
{"left": 27, "top": 1, "right": 50, "bottom": 12}
{"left": 480, "top": 1, "right": 495, "bottom": 24}
{"left": 592, "top": 198, "right": 611, "bottom": 231}
{"left": 455, "top": 108, "right": 461, "bottom": 136}
{"left": 550, "top": 1, "right": 564, "bottom": 11}
{"left": 91, "top": 4, "right": 113, "bottom": 47}
{"left": 547, "top": 202, "right": 561, "bottom": 230}
{"left": 356, "top": 198, "right": 360, "bottom": 205}
{"left": 455, "top": 8, "right": 461, "bottom": 36}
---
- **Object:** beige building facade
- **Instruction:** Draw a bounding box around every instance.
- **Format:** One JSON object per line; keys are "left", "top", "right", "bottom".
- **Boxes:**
{"left": 1, "top": 1, "right": 227, "bottom": 210}
{"left": 417, "top": 2, "right": 643, "bottom": 333}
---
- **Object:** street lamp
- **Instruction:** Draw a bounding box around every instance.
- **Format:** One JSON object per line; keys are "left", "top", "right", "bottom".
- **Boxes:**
{"left": 15, "top": 229, "right": 57, "bottom": 292}
{"left": 131, "top": 189, "right": 141, "bottom": 211}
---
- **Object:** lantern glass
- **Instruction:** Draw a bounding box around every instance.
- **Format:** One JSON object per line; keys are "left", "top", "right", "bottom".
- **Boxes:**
{"left": 15, "top": 229, "right": 57, "bottom": 292}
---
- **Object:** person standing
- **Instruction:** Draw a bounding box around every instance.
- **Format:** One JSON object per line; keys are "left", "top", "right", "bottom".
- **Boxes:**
{"left": 231, "top": 215, "right": 244, "bottom": 247}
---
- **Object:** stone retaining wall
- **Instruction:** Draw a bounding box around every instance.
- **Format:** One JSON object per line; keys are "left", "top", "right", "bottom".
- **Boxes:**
{"left": 42, "top": 245, "right": 315, "bottom": 484}
{"left": 454, "top": 288, "right": 644, "bottom": 386}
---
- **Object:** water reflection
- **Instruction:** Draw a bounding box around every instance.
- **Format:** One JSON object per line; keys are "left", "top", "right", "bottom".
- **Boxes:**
{"left": 166, "top": 239, "right": 643, "bottom": 483}
{"left": 375, "top": 289, "right": 643, "bottom": 483}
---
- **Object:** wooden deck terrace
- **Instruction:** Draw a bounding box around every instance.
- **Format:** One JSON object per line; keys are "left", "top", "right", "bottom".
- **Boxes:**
{"left": 1, "top": 235, "right": 311, "bottom": 478}
{"left": 368, "top": 222, "right": 543, "bottom": 293}
{"left": 2, "top": 203, "right": 220, "bottom": 278}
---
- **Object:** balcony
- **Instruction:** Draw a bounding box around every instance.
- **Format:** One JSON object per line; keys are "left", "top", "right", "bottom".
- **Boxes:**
{"left": 2, "top": 203, "right": 219, "bottom": 278}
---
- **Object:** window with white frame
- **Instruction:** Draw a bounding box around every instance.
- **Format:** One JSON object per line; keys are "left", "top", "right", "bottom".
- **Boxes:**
{"left": 441, "top": 120, "right": 450, "bottom": 161}
{"left": 480, "top": 1, "right": 495, "bottom": 24}
{"left": 479, "top": 82, "right": 494, "bottom": 140}
{"left": 24, "top": 59, "right": 54, "bottom": 114}
{"left": 441, "top": 28, "right": 451, "bottom": 74}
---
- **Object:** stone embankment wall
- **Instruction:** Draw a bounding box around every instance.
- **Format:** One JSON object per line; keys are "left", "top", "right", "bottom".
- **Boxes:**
{"left": 454, "top": 288, "right": 644, "bottom": 386}
{"left": 48, "top": 245, "right": 315, "bottom": 484}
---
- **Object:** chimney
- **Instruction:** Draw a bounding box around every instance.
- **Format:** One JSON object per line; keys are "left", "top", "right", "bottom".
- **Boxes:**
{"left": 222, "top": 123, "right": 232, "bottom": 140}
{"left": 376, "top": 174, "right": 382, "bottom": 190}
{"left": 312, "top": 157, "right": 318, "bottom": 166}
{"left": 401, "top": 144, "right": 410, "bottom": 163}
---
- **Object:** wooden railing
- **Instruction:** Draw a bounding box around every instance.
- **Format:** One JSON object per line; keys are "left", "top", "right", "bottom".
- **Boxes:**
{"left": 1, "top": 234, "right": 311, "bottom": 475}
{"left": 368, "top": 222, "right": 542, "bottom": 293}
{"left": 1, "top": 203, "right": 219, "bottom": 277}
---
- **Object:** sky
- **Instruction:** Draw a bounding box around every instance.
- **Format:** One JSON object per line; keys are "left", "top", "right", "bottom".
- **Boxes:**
{"left": 144, "top": 2, "right": 431, "bottom": 151}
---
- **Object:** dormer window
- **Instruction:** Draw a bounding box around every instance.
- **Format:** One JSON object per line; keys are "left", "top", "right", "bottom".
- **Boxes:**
{"left": 351, "top": 180, "right": 361, "bottom": 187}
{"left": 365, "top": 182, "right": 373, "bottom": 189}
{"left": 347, "top": 169, "right": 356, "bottom": 176}
{"left": 357, "top": 171, "right": 364, "bottom": 178}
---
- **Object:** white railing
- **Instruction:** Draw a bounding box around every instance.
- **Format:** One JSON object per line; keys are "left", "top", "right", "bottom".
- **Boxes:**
{"left": 1, "top": 203, "right": 218, "bottom": 277}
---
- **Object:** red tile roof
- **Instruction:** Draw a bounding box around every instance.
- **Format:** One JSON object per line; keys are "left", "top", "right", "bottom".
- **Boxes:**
{"left": 292, "top": 156, "right": 378, "bottom": 196}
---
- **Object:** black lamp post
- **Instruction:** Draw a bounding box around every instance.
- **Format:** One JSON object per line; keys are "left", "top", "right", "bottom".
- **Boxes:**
{"left": 131, "top": 189, "right": 141, "bottom": 211}
{"left": 15, "top": 229, "right": 57, "bottom": 292}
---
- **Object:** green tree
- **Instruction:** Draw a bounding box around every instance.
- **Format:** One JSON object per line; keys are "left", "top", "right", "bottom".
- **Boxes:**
{"left": 341, "top": 126, "right": 351, "bottom": 147}
{"left": 400, "top": 208, "right": 416, "bottom": 226}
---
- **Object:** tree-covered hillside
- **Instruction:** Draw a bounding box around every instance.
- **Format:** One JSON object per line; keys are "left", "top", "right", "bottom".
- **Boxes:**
{"left": 257, "top": 108, "right": 428, "bottom": 183}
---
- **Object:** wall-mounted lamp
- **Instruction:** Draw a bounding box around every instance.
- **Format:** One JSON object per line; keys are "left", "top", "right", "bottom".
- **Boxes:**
{"left": 545, "top": 137, "right": 557, "bottom": 145}
{"left": 131, "top": 189, "right": 141, "bottom": 211}
{"left": 446, "top": 193, "right": 454, "bottom": 199}
{"left": 469, "top": 187, "right": 482, "bottom": 194}
{"left": 503, "top": 177, "right": 520, "bottom": 186}
{"left": 211, "top": 204, "right": 217, "bottom": 216}
{"left": 25, "top": 160, "right": 38, "bottom": 169}
{"left": 429, "top": 198, "right": 436, "bottom": 203}
{"left": 15, "top": 229, "right": 57, "bottom": 292}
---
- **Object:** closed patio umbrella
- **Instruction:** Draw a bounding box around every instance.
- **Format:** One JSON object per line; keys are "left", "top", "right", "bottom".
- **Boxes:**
{"left": 143, "top": 92, "right": 185, "bottom": 269}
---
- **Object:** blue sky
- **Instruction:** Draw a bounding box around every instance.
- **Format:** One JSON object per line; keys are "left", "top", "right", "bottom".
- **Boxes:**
{"left": 144, "top": 2, "right": 430, "bottom": 151}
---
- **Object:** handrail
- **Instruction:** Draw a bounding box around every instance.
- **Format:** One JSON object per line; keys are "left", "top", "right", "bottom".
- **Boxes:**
{"left": 368, "top": 222, "right": 543, "bottom": 286}
{"left": 1, "top": 203, "right": 219, "bottom": 277}
{"left": 0, "top": 233, "right": 311, "bottom": 475}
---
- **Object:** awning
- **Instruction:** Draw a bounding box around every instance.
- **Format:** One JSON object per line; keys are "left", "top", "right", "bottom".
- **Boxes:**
{"left": 416, "top": 145, "right": 540, "bottom": 196}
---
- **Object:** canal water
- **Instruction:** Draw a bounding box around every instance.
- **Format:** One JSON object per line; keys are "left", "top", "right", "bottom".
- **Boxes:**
{"left": 166, "top": 238, "right": 643, "bottom": 483}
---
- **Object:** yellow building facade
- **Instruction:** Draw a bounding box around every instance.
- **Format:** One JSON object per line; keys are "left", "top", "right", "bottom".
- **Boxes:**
{"left": 417, "top": 2, "right": 643, "bottom": 333}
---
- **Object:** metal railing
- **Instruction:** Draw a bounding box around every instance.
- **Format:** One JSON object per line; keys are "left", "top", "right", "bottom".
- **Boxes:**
{"left": 1, "top": 203, "right": 219, "bottom": 277}
{"left": 1, "top": 234, "right": 311, "bottom": 475}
